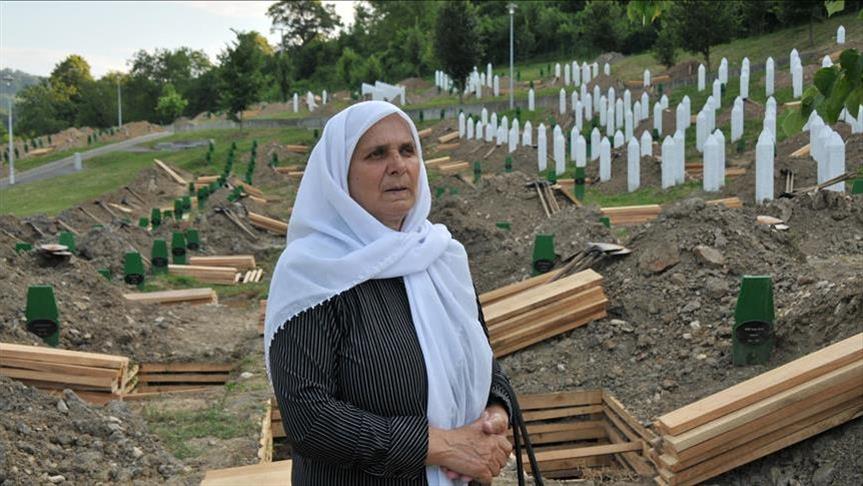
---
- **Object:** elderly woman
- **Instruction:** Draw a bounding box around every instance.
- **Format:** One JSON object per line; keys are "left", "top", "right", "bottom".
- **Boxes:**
{"left": 265, "top": 101, "right": 536, "bottom": 485}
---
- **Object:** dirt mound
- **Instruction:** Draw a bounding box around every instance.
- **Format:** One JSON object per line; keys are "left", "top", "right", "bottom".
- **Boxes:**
{"left": 0, "top": 376, "right": 192, "bottom": 485}
{"left": 399, "top": 77, "right": 433, "bottom": 90}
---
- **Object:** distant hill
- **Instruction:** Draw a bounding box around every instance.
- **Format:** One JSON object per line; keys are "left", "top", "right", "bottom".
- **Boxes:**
{"left": 0, "top": 68, "right": 43, "bottom": 118}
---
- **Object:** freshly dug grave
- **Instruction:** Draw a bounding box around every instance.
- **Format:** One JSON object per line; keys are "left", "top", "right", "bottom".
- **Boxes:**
{"left": 0, "top": 376, "right": 192, "bottom": 485}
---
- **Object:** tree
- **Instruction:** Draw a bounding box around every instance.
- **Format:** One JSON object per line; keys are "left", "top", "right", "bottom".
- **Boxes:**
{"left": 48, "top": 54, "right": 93, "bottom": 125}
{"left": 665, "top": 0, "right": 738, "bottom": 72}
{"left": 434, "top": 1, "right": 482, "bottom": 101}
{"left": 155, "top": 84, "right": 188, "bottom": 124}
{"left": 653, "top": 25, "right": 678, "bottom": 69}
{"left": 267, "top": 0, "right": 341, "bottom": 50}
{"left": 336, "top": 47, "right": 362, "bottom": 87}
{"left": 577, "top": 1, "right": 628, "bottom": 53}
{"left": 219, "top": 30, "right": 268, "bottom": 126}
{"left": 14, "top": 82, "right": 67, "bottom": 136}
{"left": 771, "top": 0, "right": 824, "bottom": 47}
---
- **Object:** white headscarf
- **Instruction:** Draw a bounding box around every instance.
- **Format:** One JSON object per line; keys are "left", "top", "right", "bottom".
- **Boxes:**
{"left": 264, "top": 101, "right": 493, "bottom": 485}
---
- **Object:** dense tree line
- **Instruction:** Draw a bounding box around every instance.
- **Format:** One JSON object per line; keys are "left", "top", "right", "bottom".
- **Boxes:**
{"left": 7, "top": 0, "right": 861, "bottom": 139}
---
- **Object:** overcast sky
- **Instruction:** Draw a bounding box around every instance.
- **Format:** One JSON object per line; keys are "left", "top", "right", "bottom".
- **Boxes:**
{"left": 0, "top": 1, "right": 358, "bottom": 78}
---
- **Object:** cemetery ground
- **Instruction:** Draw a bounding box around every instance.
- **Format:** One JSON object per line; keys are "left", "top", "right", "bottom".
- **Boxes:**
{"left": 1, "top": 15, "right": 862, "bottom": 486}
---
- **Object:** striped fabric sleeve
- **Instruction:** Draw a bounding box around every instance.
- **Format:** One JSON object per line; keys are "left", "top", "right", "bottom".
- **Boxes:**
{"left": 476, "top": 294, "right": 515, "bottom": 426}
{"left": 269, "top": 301, "right": 429, "bottom": 478}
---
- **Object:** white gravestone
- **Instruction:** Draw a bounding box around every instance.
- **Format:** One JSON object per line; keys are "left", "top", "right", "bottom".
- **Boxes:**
{"left": 714, "top": 129, "right": 726, "bottom": 187}
{"left": 713, "top": 79, "right": 722, "bottom": 109}
{"left": 765, "top": 57, "right": 775, "bottom": 97}
{"left": 593, "top": 85, "right": 601, "bottom": 113}
{"left": 696, "top": 110, "right": 708, "bottom": 153}
{"left": 591, "top": 127, "right": 601, "bottom": 161}
{"left": 608, "top": 87, "right": 616, "bottom": 104}
{"left": 555, "top": 63, "right": 561, "bottom": 80}
{"left": 674, "top": 129, "right": 686, "bottom": 184}
{"left": 599, "top": 96, "right": 608, "bottom": 126}
{"left": 676, "top": 103, "right": 687, "bottom": 134}
{"left": 624, "top": 109, "right": 634, "bottom": 141}
{"left": 599, "top": 137, "right": 612, "bottom": 181}
{"left": 826, "top": 132, "right": 845, "bottom": 192}
{"left": 485, "top": 121, "right": 495, "bottom": 143}
{"left": 640, "top": 130, "right": 653, "bottom": 157}
{"left": 74, "top": 152, "right": 82, "bottom": 171}
{"left": 644, "top": 69, "right": 651, "bottom": 87}
{"left": 719, "top": 58, "right": 728, "bottom": 85}
{"left": 731, "top": 103, "right": 743, "bottom": 142}
{"left": 490, "top": 112, "right": 498, "bottom": 134}
{"left": 616, "top": 98, "right": 624, "bottom": 128}
{"left": 703, "top": 134, "right": 721, "bottom": 192}
{"left": 607, "top": 106, "right": 616, "bottom": 137}
{"left": 822, "top": 55, "right": 833, "bottom": 68}
{"left": 458, "top": 113, "right": 466, "bottom": 138}
{"left": 633, "top": 101, "right": 642, "bottom": 124}
{"left": 570, "top": 127, "right": 578, "bottom": 161}
{"left": 512, "top": 119, "right": 520, "bottom": 145}
{"left": 755, "top": 130, "right": 774, "bottom": 204}
{"left": 475, "top": 120, "right": 483, "bottom": 141}
{"left": 322, "top": 90, "right": 328, "bottom": 104}
{"left": 560, "top": 89, "right": 567, "bottom": 114}
{"left": 698, "top": 64, "right": 706, "bottom": 91}
{"left": 641, "top": 91, "right": 650, "bottom": 121}
{"left": 537, "top": 123, "right": 548, "bottom": 172}
{"left": 481, "top": 108, "right": 488, "bottom": 125}
{"left": 523, "top": 121, "right": 533, "bottom": 146}
{"left": 740, "top": 72, "right": 750, "bottom": 100}
{"left": 604, "top": 63, "right": 611, "bottom": 76}
{"left": 466, "top": 117, "right": 474, "bottom": 139}
{"left": 493, "top": 75, "right": 500, "bottom": 96}
{"left": 592, "top": 62, "right": 598, "bottom": 78}
{"left": 496, "top": 126, "right": 504, "bottom": 146}
{"left": 653, "top": 102, "right": 663, "bottom": 136}
{"left": 573, "top": 61, "right": 581, "bottom": 86}
{"left": 564, "top": 63, "right": 570, "bottom": 86}
{"left": 571, "top": 91, "right": 579, "bottom": 113}
{"left": 584, "top": 93, "right": 593, "bottom": 121}
{"left": 792, "top": 63, "right": 803, "bottom": 98}
{"left": 705, "top": 97, "right": 716, "bottom": 133}
{"left": 660, "top": 94, "right": 669, "bottom": 110}
{"left": 816, "top": 127, "right": 831, "bottom": 182}
{"left": 682, "top": 96, "right": 691, "bottom": 129}
{"left": 661, "top": 136, "right": 675, "bottom": 189}
{"left": 575, "top": 101, "right": 584, "bottom": 133}
{"left": 575, "top": 135, "right": 587, "bottom": 167}
{"left": 582, "top": 63, "right": 591, "bottom": 86}
{"left": 837, "top": 25, "right": 845, "bottom": 44}
{"left": 809, "top": 116, "right": 824, "bottom": 162}
{"left": 553, "top": 126, "right": 566, "bottom": 175}
{"left": 623, "top": 89, "right": 631, "bottom": 113}
{"left": 487, "top": 63, "right": 493, "bottom": 87}
{"left": 293, "top": 93, "right": 299, "bottom": 112}
{"left": 528, "top": 88, "right": 535, "bottom": 111}
{"left": 614, "top": 130, "right": 625, "bottom": 149}
{"left": 508, "top": 126, "right": 518, "bottom": 153}
{"left": 500, "top": 116, "right": 509, "bottom": 143}
{"left": 627, "top": 137, "right": 641, "bottom": 192}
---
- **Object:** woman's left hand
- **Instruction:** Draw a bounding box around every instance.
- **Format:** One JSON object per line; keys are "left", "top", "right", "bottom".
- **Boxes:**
{"left": 442, "top": 405, "right": 511, "bottom": 483}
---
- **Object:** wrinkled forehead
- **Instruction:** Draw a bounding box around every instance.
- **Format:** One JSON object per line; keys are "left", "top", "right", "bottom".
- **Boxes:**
{"left": 344, "top": 109, "right": 418, "bottom": 163}
{"left": 351, "top": 114, "right": 415, "bottom": 157}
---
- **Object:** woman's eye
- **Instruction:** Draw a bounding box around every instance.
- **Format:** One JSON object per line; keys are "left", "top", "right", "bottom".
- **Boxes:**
{"left": 401, "top": 145, "right": 415, "bottom": 155}
{"left": 369, "top": 148, "right": 384, "bottom": 158}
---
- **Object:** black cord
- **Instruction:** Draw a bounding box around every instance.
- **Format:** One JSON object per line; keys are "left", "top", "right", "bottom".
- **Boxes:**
{"left": 502, "top": 380, "right": 544, "bottom": 486}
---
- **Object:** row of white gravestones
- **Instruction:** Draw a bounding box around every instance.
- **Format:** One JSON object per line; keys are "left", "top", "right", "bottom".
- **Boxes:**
{"left": 553, "top": 126, "right": 566, "bottom": 174}
{"left": 702, "top": 130, "right": 726, "bottom": 192}
{"left": 660, "top": 132, "right": 687, "bottom": 189}
{"left": 809, "top": 116, "right": 846, "bottom": 191}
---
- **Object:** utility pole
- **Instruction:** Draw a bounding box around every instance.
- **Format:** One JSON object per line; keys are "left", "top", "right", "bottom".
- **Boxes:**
{"left": 3, "top": 74, "right": 14, "bottom": 185}
{"left": 508, "top": 2, "right": 516, "bottom": 110}
{"left": 117, "top": 76, "right": 123, "bottom": 128}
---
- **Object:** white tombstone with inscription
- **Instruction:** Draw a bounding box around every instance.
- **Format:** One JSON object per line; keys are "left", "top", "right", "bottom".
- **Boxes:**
{"left": 528, "top": 88, "right": 535, "bottom": 111}
{"left": 560, "top": 89, "right": 567, "bottom": 114}
{"left": 493, "top": 75, "right": 500, "bottom": 96}
{"left": 756, "top": 130, "right": 774, "bottom": 204}
{"left": 624, "top": 109, "right": 634, "bottom": 141}
{"left": 458, "top": 113, "right": 466, "bottom": 138}
{"left": 674, "top": 129, "right": 685, "bottom": 184}
{"left": 466, "top": 116, "right": 474, "bottom": 139}
{"left": 731, "top": 103, "right": 743, "bottom": 142}
{"left": 475, "top": 120, "right": 483, "bottom": 141}
{"left": 713, "top": 79, "right": 722, "bottom": 108}
{"left": 715, "top": 129, "right": 726, "bottom": 187}
{"left": 703, "top": 134, "right": 721, "bottom": 192}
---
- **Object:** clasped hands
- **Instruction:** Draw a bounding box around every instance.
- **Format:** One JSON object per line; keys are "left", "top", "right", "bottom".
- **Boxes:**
{"left": 427, "top": 404, "right": 513, "bottom": 484}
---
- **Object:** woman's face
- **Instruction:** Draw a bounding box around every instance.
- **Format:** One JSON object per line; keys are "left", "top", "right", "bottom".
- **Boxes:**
{"left": 348, "top": 113, "right": 420, "bottom": 231}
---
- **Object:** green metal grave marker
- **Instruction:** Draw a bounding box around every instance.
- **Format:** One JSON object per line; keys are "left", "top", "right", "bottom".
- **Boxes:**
{"left": 182, "top": 196, "right": 192, "bottom": 211}
{"left": 496, "top": 222, "right": 511, "bottom": 231}
{"left": 599, "top": 216, "right": 611, "bottom": 228}
{"left": 473, "top": 161, "right": 482, "bottom": 183}
{"left": 58, "top": 232, "right": 76, "bottom": 254}
{"left": 97, "top": 268, "right": 112, "bottom": 280}
{"left": 139, "top": 217, "right": 149, "bottom": 229}
{"left": 435, "top": 187, "right": 445, "bottom": 199}
{"left": 532, "top": 234, "right": 555, "bottom": 275}
{"left": 546, "top": 168, "right": 557, "bottom": 184}
{"left": 26, "top": 285, "right": 60, "bottom": 346}
{"left": 173, "top": 199, "right": 184, "bottom": 220}
{"left": 658, "top": 84, "right": 664, "bottom": 96}
{"left": 15, "top": 242, "right": 33, "bottom": 254}
{"left": 151, "top": 208, "right": 162, "bottom": 228}
{"left": 505, "top": 156, "right": 512, "bottom": 173}
{"left": 733, "top": 275, "right": 775, "bottom": 366}
{"left": 123, "top": 252, "right": 146, "bottom": 288}
{"left": 151, "top": 239, "right": 169, "bottom": 275}
{"left": 851, "top": 179, "right": 863, "bottom": 194}
{"left": 185, "top": 229, "right": 200, "bottom": 251}
{"left": 440, "top": 109, "right": 445, "bottom": 120}
{"left": 574, "top": 167, "right": 586, "bottom": 201}
{"left": 270, "top": 153, "right": 278, "bottom": 167}
{"left": 171, "top": 232, "right": 187, "bottom": 264}
{"left": 163, "top": 209, "right": 173, "bottom": 220}
{"left": 188, "top": 182, "right": 195, "bottom": 194}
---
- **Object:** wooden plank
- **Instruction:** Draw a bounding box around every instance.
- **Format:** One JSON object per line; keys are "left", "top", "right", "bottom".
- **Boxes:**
{"left": 0, "top": 343, "right": 127, "bottom": 369}
{"left": 483, "top": 269, "right": 602, "bottom": 325}
{"left": 1, "top": 357, "right": 121, "bottom": 379}
{"left": 436, "top": 142, "right": 460, "bottom": 151}
{"left": 153, "top": 159, "right": 187, "bottom": 185}
{"left": 123, "top": 288, "right": 217, "bottom": 305}
{"left": 533, "top": 442, "right": 643, "bottom": 471}
{"left": 235, "top": 180, "right": 265, "bottom": 198}
{"left": 258, "top": 399, "right": 273, "bottom": 463}
{"left": 1, "top": 367, "right": 119, "bottom": 391}
{"left": 479, "top": 273, "right": 553, "bottom": 305}
{"left": 666, "top": 384, "right": 862, "bottom": 468}
{"left": 248, "top": 212, "right": 288, "bottom": 235}
{"left": 488, "top": 285, "right": 604, "bottom": 337}
{"left": 603, "top": 391, "right": 655, "bottom": 442}
{"left": 670, "top": 399, "right": 863, "bottom": 486}
{"left": 604, "top": 422, "right": 656, "bottom": 477}
{"left": 493, "top": 308, "right": 607, "bottom": 358}
{"left": 665, "top": 359, "right": 863, "bottom": 451}
{"left": 790, "top": 144, "right": 811, "bottom": 158}
{"left": 601, "top": 204, "right": 662, "bottom": 216}
{"left": 523, "top": 405, "right": 605, "bottom": 422}
{"left": 189, "top": 256, "right": 256, "bottom": 270}
{"left": 438, "top": 162, "right": 470, "bottom": 174}
{"left": 285, "top": 144, "right": 309, "bottom": 154}
{"left": 437, "top": 131, "right": 459, "bottom": 144}
{"left": 201, "top": 460, "right": 293, "bottom": 485}
{"left": 135, "top": 384, "right": 213, "bottom": 393}
{"left": 122, "top": 387, "right": 213, "bottom": 400}
{"left": 139, "top": 373, "right": 230, "bottom": 383}
{"left": 107, "top": 202, "right": 133, "bottom": 214}
{"left": 139, "top": 362, "right": 235, "bottom": 373}
{"left": 519, "top": 421, "right": 608, "bottom": 445}
{"left": 425, "top": 156, "right": 451, "bottom": 166}
{"left": 656, "top": 333, "right": 863, "bottom": 435}
{"left": 417, "top": 128, "right": 433, "bottom": 139}
{"left": 705, "top": 197, "right": 743, "bottom": 209}
{"left": 519, "top": 390, "right": 603, "bottom": 411}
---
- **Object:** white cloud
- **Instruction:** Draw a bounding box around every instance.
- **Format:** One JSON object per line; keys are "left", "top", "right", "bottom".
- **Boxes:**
{"left": 180, "top": 1, "right": 272, "bottom": 19}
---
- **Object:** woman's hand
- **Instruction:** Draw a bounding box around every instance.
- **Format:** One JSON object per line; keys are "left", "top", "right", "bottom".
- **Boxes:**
{"left": 429, "top": 407, "right": 513, "bottom": 484}
{"left": 427, "top": 415, "right": 512, "bottom": 483}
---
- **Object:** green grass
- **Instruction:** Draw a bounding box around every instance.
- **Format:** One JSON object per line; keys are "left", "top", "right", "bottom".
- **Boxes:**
{"left": 143, "top": 394, "right": 254, "bottom": 460}
{"left": 1, "top": 127, "right": 312, "bottom": 216}
{"left": 13, "top": 139, "right": 115, "bottom": 173}
{"left": 584, "top": 180, "right": 702, "bottom": 207}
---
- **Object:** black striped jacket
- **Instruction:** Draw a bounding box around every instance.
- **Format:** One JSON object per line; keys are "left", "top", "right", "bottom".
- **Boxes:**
{"left": 269, "top": 277, "right": 514, "bottom": 485}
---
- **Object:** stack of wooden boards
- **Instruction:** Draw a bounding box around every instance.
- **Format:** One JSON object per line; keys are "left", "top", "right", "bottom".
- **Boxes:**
{"left": 598, "top": 198, "right": 743, "bottom": 226}
{"left": 248, "top": 211, "right": 288, "bottom": 235}
{"left": 651, "top": 333, "right": 863, "bottom": 486}
{"left": 124, "top": 288, "right": 219, "bottom": 305}
{"left": 480, "top": 269, "right": 608, "bottom": 357}
{"left": 170, "top": 255, "right": 265, "bottom": 285}
{"left": 0, "top": 343, "right": 137, "bottom": 404}
{"left": 514, "top": 389, "right": 655, "bottom": 479}
{"left": 135, "top": 362, "right": 235, "bottom": 394}
{"left": 684, "top": 164, "right": 747, "bottom": 179}
{"left": 258, "top": 398, "right": 289, "bottom": 464}
{"left": 201, "top": 460, "right": 292, "bottom": 486}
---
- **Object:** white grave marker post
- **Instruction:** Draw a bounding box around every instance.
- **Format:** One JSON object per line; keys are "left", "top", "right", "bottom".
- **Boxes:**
{"left": 623, "top": 89, "right": 631, "bottom": 112}
{"left": 606, "top": 106, "right": 616, "bottom": 137}
{"left": 496, "top": 126, "right": 504, "bottom": 146}
{"left": 740, "top": 72, "right": 750, "bottom": 99}
{"left": 493, "top": 75, "right": 500, "bottom": 96}
{"left": 490, "top": 112, "right": 498, "bottom": 134}
{"left": 765, "top": 57, "right": 775, "bottom": 97}
{"left": 624, "top": 109, "right": 634, "bottom": 141}
{"left": 827, "top": 132, "right": 845, "bottom": 192}
{"left": 475, "top": 120, "right": 483, "bottom": 140}
{"left": 705, "top": 97, "right": 716, "bottom": 133}
{"left": 554, "top": 126, "right": 566, "bottom": 175}
{"left": 523, "top": 121, "right": 533, "bottom": 146}
{"left": 528, "top": 88, "right": 535, "bottom": 111}
{"left": 575, "top": 101, "right": 584, "bottom": 133}
{"left": 822, "top": 55, "right": 833, "bottom": 68}
{"left": 703, "top": 134, "right": 720, "bottom": 192}
{"left": 480, "top": 72, "right": 486, "bottom": 88}
{"left": 500, "top": 116, "right": 509, "bottom": 143}
{"left": 593, "top": 85, "right": 601, "bottom": 113}
{"left": 487, "top": 63, "right": 493, "bottom": 87}
{"left": 608, "top": 86, "right": 616, "bottom": 104}
{"left": 599, "top": 96, "right": 608, "bottom": 126}
{"left": 571, "top": 91, "right": 579, "bottom": 112}
{"left": 682, "top": 96, "right": 691, "bottom": 129}
{"left": 555, "top": 63, "right": 562, "bottom": 80}
{"left": 537, "top": 123, "right": 548, "bottom": 171}
{"left": 615, "top": 99, "right": 624, "bottom": 127}
{"left": 512, "top": 119, "right": 520, "bottom": 144}
{"left": 466, "top": 117, "right": 474, "bottom": 139}
{"left": 792, "top": 63, "right": 803, "bottom": 98}
{"left": 575, "top": 135, "right": 587, "bottom": 167}
{"left": 604, "top": 63, "right": 611, "bottom": 76}
{"left": 74, "top": 152, "right": 82, "bottom": 171}
{"left": 713, "top": 79, "right": 722, "bottom": 108}
{"left": 584, "top": 93, "right": 593, "bottom": 121}
{"left": 592, "top": 62, "right": 599, "bottom": 78}
{"left": 627, "top": 137, "right": 641, "bottom": 192}
{"left": 661, "top": 136, "right": 675, "bottom": 189}
{"left": 640, "top": 91, "right": 650, "bottom": 121}
{"left": 653, "top": 102, "right": 663, "bottom": 136}
{"left": 816, "top": 127, "right": 831, "bottom": 182}
{"left": 564, "top": 63, "right": 571, "bottom": 86}
{"left": 458, "top": 113, "right": 466, "bottom": 138}
{"left": 644, "top": 69, "right": 651, "bottom": 87}
{"left": 731, "top": 103, "right": 743, "bottom": 142}
{"left": 674, "top": 129, "right": 685, "bottom": 184}
{"left": 293, "top": 92, "right": 299, "bottom": 112}
{"left": 560, "top": 89, "right": 567, "bottom": 114}
{"left": 837, "top": 25, "right": 845, "bottom": 44}
{"left": 508, "top": 127, "right": 518, "bottom": 153}
{"left": 696, "top": 110, "right": 708, "bottom": 153}
{"left": 633, "top": 101, "right": 642, "bottom": 124}
{"left": 698, "top": 64, "right": 706, "bottom": 91}
{"left": 600, "top": 137, "right": 612, "bottom": 181}
{"left": 660, "top": 94, "right": 669, "bottom": 109}
{"left": 481, "top": 108, "right": 488, "bottom": 125}
{"left": 755, "top": 130, "right": 774, "bottom": 204}
{"left": 485, "top": 121, "right": 495, "bottom": 143}
{"left": 640, "top": 130, "right": 653, "bottom": 157}
{"left": 322, "top": 90, "right": 328, "bottom": 104}
{"left": 573, "top": 61, "right": 581, "bottom": 86}
{"left": 676, "top": 103, "right": 687, "bottom": 135}
{"left": 719, "top": 58, "right": 728, "bottom": 85}
{"left": 570, "top": 127, "right": 578, "bottom": 161}
{"left": 614, "top": 130, "right": 625, "bottom": 149}
{"left": 591, "top": 127, "right": 601, "bottom": 161}
{"left": 582, "top": 63, "right": 591, "bottom": 85}
{"left": 809, "top": 116, "right": 824, "bottom": 162}
{"left": 714, "top": 129, "right": 726, "bottom": 187}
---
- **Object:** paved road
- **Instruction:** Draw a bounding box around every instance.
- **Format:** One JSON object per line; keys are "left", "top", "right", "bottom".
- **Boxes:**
{"left": 0, "top": 130, "right": 173, "bottom": 189}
